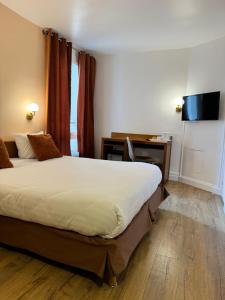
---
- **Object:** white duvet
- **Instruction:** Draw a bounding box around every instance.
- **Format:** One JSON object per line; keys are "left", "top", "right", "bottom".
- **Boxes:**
{"left": 0, "top": 157, "right": 161, "bottom": 238}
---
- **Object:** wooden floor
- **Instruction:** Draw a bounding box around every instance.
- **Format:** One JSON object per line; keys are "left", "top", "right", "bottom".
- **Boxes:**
{"left": 0, "top": 181, "right": 225, "bottom": 300}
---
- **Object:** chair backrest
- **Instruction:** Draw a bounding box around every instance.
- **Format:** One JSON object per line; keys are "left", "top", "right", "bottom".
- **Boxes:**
{"left": 126, "top": 137, "right": 135, "bottom": 162}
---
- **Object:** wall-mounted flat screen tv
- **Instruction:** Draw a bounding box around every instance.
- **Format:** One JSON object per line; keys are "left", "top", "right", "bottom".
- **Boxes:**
{"left": 182, "top": 91, "right": 220, "bottom": 121}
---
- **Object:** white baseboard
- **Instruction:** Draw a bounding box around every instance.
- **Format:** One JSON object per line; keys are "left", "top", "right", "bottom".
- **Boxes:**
{"left": 179, "top": 175, "right": 221, "bottom": 195}
{"left": 169, "top": 172, "right": 222, "bottom": 196}
{"left": 169, "top": 171, "right": 179, "bottom": 181}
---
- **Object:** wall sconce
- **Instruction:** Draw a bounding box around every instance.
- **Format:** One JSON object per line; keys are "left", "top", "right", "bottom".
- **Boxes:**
{"left": 26, "top": 103, "right": 39, "bottom": 120}
{"left": 175, "top": 98, "right": 184, "bottom": 113}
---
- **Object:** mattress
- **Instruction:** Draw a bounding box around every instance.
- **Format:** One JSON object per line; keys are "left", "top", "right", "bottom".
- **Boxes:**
{"left": 0, "top": 157, "right": 162, "bottom": 238}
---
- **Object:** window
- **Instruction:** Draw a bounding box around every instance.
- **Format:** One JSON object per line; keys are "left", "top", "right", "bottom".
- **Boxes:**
{"left": 70, "top": 50, "right": 79, "bottom": 156}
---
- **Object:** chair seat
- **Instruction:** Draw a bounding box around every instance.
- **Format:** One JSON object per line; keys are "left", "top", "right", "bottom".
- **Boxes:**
{"left": 136, "top": 155, "right": 152, "bottom": 160}
{"left": 135, "top": 156, "right": 162, "bottom": 167}
{"left": 136, "top": 156, "right": 153, "bottom": 163}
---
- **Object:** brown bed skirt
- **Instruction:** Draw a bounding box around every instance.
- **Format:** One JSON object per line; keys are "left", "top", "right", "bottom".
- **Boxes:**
{"left": 0, "top": 187, "right": 163, "bottom": 285}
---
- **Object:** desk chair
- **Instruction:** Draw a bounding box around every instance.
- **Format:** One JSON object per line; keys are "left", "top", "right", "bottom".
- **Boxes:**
{"left": 126, "top": 137, "right": 169, "bottom": 200}
{"left": 126, "top": 137, "right": 161, "bottom": 167}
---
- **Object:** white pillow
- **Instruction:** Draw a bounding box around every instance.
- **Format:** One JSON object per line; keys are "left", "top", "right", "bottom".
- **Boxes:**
{"left": 15, "top": 131, "right": 44, "bottom": 159}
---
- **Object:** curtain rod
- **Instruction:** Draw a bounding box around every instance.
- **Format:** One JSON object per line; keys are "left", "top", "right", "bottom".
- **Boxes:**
{"left": 42, "top": 29, "right": 84, "bottom": 53}
{"left": 42, "top": 29, "right": 72, "bottom": 45}
{"left": 42, "top": 29, "right": 67, "bottom": 39}
{"left": 42, "top": 29, "right": 50, "bottom": 36}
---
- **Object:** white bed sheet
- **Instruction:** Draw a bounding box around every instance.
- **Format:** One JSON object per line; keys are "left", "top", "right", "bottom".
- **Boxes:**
{"left": 0, "top": 156, "right": 162, "bottom": 238}
{"left": 10, "top": 158, "right": 37, "bottom": 168}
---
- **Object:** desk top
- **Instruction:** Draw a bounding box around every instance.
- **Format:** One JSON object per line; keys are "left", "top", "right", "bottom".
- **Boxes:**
{"left": 102, "top": 137, "right": 171, "bottom": 146}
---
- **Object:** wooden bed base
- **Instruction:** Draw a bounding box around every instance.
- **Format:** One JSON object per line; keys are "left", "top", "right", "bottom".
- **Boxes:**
{"left": 0, "top": 187, "right": 163, "bottom": 286}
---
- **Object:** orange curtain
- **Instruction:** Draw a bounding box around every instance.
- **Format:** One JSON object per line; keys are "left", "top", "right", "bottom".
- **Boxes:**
{"left": 77, "top": 52, "right": 96, "bottom": 158}
{"left": 45, "top": 30, "right": 72, "bottom": 155}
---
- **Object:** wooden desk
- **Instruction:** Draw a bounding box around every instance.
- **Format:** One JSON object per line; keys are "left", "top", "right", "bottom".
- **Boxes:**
{"left": 101, "top": 133, "right": 172, "bottom": 183}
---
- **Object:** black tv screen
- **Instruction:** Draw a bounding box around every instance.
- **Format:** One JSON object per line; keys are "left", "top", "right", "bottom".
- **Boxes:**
{"left": 182, "top": 91, "right": 220, "bottom": 121}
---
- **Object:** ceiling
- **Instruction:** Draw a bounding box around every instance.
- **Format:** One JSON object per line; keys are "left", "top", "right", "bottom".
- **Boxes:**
{"left": 1, "top": 0, "right": 225, "bottom": 54}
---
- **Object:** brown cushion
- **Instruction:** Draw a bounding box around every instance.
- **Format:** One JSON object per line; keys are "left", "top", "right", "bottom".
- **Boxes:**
{"left": 27, "top": 134, "right": 62, "bottom": 161}
{"left": 0, "top": 139, "right": 13, "bottom": 169}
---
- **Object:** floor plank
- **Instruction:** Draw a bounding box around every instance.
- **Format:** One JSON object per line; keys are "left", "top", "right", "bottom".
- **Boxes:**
{"left": 0, "top": 181, "right": 225, "bottom": 299}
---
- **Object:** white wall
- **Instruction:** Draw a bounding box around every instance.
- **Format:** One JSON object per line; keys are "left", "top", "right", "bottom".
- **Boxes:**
{"left": 94, "top": 49, "right": 189, "bottom": 176}
{"left": 94, "top": 37, "right": 225, "bottom": 201}
{"left": 181, "top": 37, "right": 225, "bottom": 194}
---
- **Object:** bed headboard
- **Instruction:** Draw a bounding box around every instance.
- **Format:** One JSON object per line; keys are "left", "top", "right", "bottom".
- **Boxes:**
{"left": 4, "top": 141, "right": 18, "bottom": 158}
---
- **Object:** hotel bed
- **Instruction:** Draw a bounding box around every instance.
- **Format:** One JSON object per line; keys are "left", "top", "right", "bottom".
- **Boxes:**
{"left": 0, "top": 141, "right": 165, "bottom": 286}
